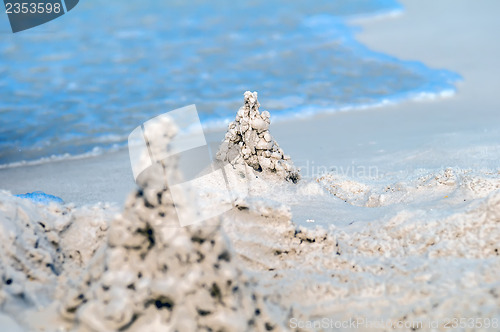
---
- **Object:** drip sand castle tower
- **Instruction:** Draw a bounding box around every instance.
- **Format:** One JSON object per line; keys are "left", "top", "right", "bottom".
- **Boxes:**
{"left": 218, "top": 91, "right": 300, "bottom": 184}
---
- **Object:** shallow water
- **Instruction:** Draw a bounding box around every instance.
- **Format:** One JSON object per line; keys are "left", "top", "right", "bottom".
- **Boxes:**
{"left": 0, "top": 0, "right": 459, "bottom": 165}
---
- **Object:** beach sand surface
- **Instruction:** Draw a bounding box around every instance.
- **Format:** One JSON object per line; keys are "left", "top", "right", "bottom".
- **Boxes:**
{"left": 0, "top": 1, "right": 499, "bottom": 330}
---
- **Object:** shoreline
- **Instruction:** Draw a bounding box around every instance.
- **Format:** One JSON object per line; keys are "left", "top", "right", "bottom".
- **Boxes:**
{"left": 0, "top": 0, "right": 499, "bottom": 208}
{"left": 0, "top": 86, "right": 457, "bottom": 172}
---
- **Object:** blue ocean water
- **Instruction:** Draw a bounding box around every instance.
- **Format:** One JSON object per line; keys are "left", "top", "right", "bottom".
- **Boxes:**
{"left": 16, "top": 191, "right": 64, "bottom": 205}
{"left": 0, "top": 0, "right": 459, "bottom": 166}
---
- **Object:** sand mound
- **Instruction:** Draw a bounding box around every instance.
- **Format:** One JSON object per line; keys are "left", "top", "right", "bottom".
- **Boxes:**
{"left": 317, "top": 167, "right": 500, "bottom": 207}
{"left": 217, "top": 91, "right": 300, "bottom": 183}
{"left": 0, "top": 191, "right": 113, "bottom": 328}
{"left": 59, "top": 193, "right": 280, "bottom": 331}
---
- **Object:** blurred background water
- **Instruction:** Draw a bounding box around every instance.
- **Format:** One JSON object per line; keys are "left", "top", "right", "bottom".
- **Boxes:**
{"left": 0, "top": 0, "right": 459, "bottom": 165}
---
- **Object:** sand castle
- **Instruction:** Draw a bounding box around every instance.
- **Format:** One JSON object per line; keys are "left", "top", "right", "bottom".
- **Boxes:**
{"left": 218, "top": 91, "right": 300, "bottom": 184}
{"left": 60, "top": 116, "right": 280, "bottom": 332}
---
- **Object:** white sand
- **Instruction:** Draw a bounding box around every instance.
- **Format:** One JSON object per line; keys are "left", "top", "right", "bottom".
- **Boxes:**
{"left": 0, "top": 0, "right": 499, "bottom": 331}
